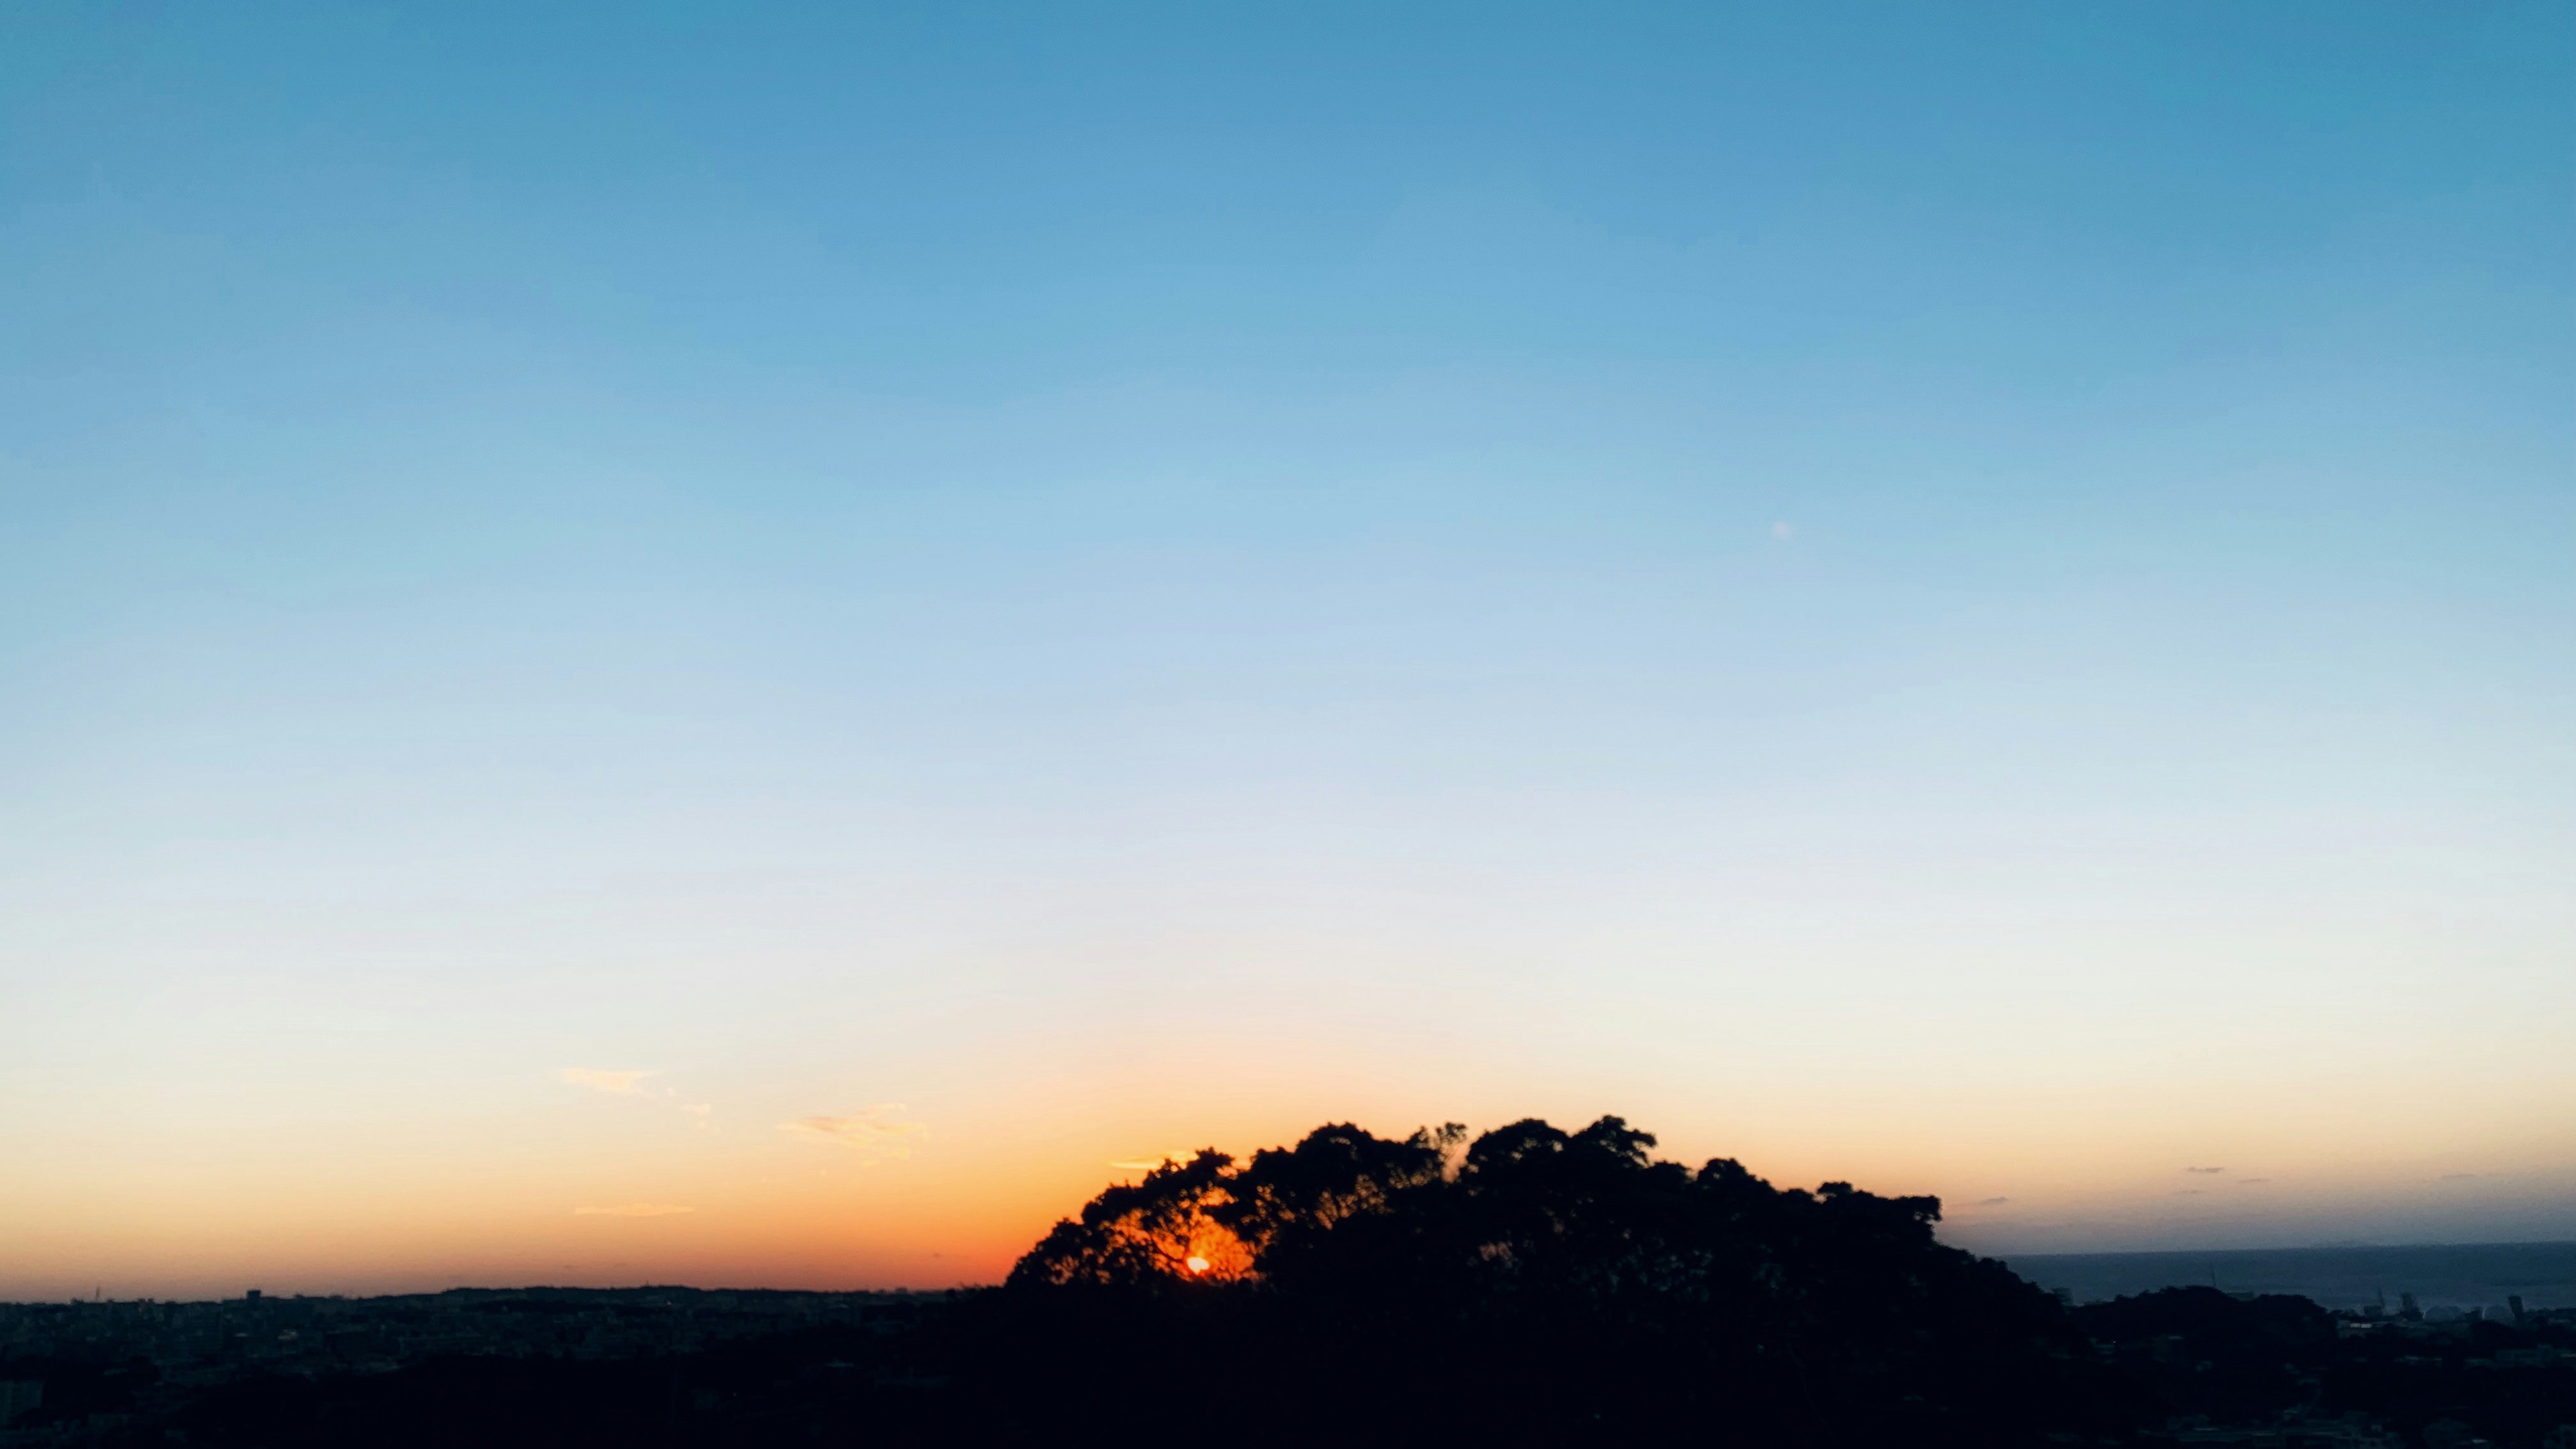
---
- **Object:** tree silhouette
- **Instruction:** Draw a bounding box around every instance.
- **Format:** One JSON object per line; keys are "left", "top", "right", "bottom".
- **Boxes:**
{"left": 983, "top": 1115, "right": 2093, "bottom": 1446}
{"left": 1005, "top": 1148, "right": 1251, "bottom": 1289}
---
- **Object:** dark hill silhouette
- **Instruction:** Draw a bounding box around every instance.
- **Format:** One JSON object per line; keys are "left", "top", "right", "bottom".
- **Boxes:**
{"left": 961, "top": 1116, "right": 2100, "bottom": 1444}
{"left": 2073, "top": 1283, "right": 2337, "bottom": 1354}
{"left": 27, "top": 1118, "right": 2571, "bottom": 1446}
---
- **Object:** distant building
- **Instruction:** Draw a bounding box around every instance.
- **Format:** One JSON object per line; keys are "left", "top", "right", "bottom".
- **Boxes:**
{"left": 0, "top": 1380, "right": 41, "bottom": 1424}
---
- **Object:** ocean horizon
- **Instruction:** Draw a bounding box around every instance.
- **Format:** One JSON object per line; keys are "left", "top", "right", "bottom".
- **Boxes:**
{"left": 2000, "top": 1240, "right": 2576, "bottom": 1312}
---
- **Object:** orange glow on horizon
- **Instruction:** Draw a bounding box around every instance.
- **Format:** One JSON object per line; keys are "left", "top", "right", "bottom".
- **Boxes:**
{"left": 5, "top": 1071, "right": 2573, "bottom": 1301}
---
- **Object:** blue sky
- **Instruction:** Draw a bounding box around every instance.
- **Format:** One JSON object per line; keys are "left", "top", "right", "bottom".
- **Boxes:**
{"left": 3, "top": 2, "right": 2571, "bottom": 1293}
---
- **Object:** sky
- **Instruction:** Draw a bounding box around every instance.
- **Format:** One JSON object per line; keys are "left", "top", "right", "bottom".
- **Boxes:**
{"left": 2, "top": 1, "right": 2571, "bottom": 1299}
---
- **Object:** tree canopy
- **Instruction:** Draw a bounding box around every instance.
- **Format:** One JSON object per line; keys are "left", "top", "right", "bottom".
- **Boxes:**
{"left": 970, "top": 1116, "right": 2092, "bottom": 1445}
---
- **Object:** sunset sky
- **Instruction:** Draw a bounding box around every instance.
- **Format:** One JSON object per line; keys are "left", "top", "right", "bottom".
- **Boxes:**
{"left": 4, "top": 1, "right": 2572, "bottom": 1299}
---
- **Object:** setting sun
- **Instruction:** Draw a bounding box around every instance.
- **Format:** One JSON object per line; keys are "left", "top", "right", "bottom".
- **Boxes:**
{"left": 5, "top": 1, "right": 2572, "bottom": 1442}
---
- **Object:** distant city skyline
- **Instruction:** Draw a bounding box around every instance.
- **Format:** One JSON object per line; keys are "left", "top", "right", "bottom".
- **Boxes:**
{"left": 3, "top": 1, "right": 2571, "bottom": 1299}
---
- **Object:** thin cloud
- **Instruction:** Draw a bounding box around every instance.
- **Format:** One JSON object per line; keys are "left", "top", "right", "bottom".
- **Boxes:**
{"left": 574, "top": 1203, "right": 694, "bottom": 1218}
{"left": 1974, "top": 1196, "right": 2010, "bottom": 1207}
{"left": 1770, "top": 520, "right": 1794, "bottom": 540}
{"left": 1108, "top": 1152, "right": 1193, "bottom": 1172}
{"left": 2184, "top": 1166, "right": 2224, "bottom": 1175}
{"left": 2239, "top": 1178, "right": 2270, "bottom": 1185}
{"left": 781, "top": 1106, "right": 926, "bottom": 1164}
{"left": 2439, "top": 1173, "right": 2480, "bottom": 1181}
{"left": 562, "top": 1070, "right": 714, "bottom": 1128}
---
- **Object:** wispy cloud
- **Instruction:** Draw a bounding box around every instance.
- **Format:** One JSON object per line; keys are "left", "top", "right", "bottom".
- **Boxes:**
{"left": 2184, "top": 1166, "right": 2224, "bottom": 1175}
{"left": 1974, "top": 1196, "right": 2010, "bottom": 1207}
{"left": 574, "top": 1203, "right": 694, "bottom": 1218}
{"left": 1108, "top": 1152, "right": 1193, "bottom": 1172}
{"left": 562, "top": 1071, "right": 716, "bottom": 1129}
{"left": 2439, "top": 1172, "right": 2480, "bottom": 1182}
{"left": 781, "top": 1106, "right": 926, "bottom": 1164}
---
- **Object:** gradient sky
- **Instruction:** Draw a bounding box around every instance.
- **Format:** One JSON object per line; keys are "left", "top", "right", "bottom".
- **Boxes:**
{"left": 4, "top": 1, "right": 2572, "bottom": 1299}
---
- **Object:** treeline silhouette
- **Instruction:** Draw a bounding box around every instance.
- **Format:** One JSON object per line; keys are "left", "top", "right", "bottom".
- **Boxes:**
{"left": 23, "top": 1118, "right": 2576, "bottom": 1446}
{"left": 970, "top": 1115, "right": 2093, "bottom": 1442}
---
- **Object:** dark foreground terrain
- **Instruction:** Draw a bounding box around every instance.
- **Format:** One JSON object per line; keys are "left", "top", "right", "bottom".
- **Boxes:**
{"left": 7, "top": 1119, "right": 2573, "bottom": 1448}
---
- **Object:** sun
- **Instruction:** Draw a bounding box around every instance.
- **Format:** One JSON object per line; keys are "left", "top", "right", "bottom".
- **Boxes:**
{"left": 1185, "top": 1256, "right": 1211, "bottom": 1275}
